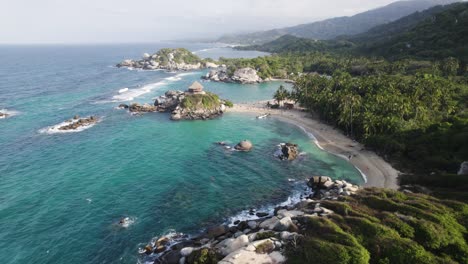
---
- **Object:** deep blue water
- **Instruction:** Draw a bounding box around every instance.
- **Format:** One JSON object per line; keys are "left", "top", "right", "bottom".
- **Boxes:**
{"left": 0, "top": 43, "right": 362, "bottom": 263}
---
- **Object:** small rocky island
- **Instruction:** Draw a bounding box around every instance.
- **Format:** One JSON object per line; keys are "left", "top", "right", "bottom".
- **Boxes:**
{"left": 203, "top": 66, "right": 263, "bottom": 84}
{"left": 120, "top": 82, "right": 232, "bottom": 120}
{"left": 58, "top": 115, "right": 98, "bottom": 131}
{"left": 116, "top": 48, "right": 218, "bottom": 71}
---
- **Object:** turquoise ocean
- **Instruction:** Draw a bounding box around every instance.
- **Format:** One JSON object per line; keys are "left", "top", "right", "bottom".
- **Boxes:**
{"left": 0, "top": 43, "right": 363, "bottom": 263}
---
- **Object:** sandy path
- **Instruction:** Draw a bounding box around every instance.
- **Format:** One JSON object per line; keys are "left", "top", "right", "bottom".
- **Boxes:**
{"left": 230, "top": 101, "right": 399, "bottom": 189}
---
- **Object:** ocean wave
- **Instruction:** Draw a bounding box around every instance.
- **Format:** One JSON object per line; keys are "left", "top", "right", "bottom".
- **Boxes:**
{"left": 38, "top": 117, "right": 100, "bottom": 134}
{"left": 0, "top": 108, "right": 20, "bottom": 118}
{"left": 108, "top": 72, "right": 199, "bottom": 102}
{"left": 225, "top": 180, "right": 312, "bottom": 225}
{"left": 192, "top": 48, "right": 219, "bottom": 54}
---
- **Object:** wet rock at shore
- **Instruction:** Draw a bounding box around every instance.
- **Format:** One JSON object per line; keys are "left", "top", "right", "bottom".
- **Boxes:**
{"left": 129, "top": 103, "right": 157, "bottom": 113}
{"left": 234, "top": 140, "right": 253, "bottom": 151}
{"left": 279, "top": 143, "right": 299, "bottom": 161}
{"left": 118, "top": 104, "right": 129, "bottom": 109}
{"left": 146, "top": 178, "right": 359, "bottom": 264}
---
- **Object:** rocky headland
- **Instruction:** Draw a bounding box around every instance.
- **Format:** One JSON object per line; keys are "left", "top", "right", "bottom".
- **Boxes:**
{"left": 141, "top": 176, "right": 361, "bottom": 264}
{"left": 116, "top": 48, "right": 218, "bottom": 71}
{"left": 203, "top": 66, "right": 263, "bottom": 84}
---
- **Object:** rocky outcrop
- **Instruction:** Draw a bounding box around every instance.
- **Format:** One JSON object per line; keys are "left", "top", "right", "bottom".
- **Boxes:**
{"left": 58, "top": 116, "right": 98, "bottom": 131}
{"left": 116, "top": 48, "right": 212, "bottom": 71}
{"left": 458, "top": 161, "right": 468, "bottom": 175}
{"left": 0, "top": 112, "right": 8, "bottom": 119}
{"left": 152, "top": 90, "right": 229, "bottom": 121}
{"left": 234, "top": 140, "right": 253, "bottom": 151}
{"left": 128, "top": 103, "right": 157, "bottom": 113}
{"left": 203, "top": 66, "right": 263, "bottom": 84}
{"left": 142, "top": 178, "right": 360, "bottom": 264}
{"left": 279, "top": 143, "right": 299, "bottom": 160}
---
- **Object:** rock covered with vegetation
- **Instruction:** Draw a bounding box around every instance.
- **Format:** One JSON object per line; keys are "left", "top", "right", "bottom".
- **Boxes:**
{"left": 117, "top": 48, "right": 216, "bottom": 71}
{"left": 203, "top": 66, "right": 263, "bottom": 84}
{"left": 151, "top": 90, "right": 232, "bottom": 121}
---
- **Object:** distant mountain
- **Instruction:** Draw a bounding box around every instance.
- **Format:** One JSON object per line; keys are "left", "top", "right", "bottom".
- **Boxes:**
{"left": 240, "top": 2, "right": 468, "bottom": 64}
{"left": 355, "top": 2, "right": 468, "bottom": 62}
{"left": 217, "top": 0, "right": 460, "bottom": 45}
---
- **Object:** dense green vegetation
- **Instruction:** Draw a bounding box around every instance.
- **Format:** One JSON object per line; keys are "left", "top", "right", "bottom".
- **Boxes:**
{"left": 287, "top": 188, "right": 468, "bottom": 264}
{"left": 156, "top": 48, "right": 203, "bottom": 65}
{"left": 291, "top": 71, "right": 468, "bottom": 173}
{"left": 239, "top": 2, "right": 468, "bottom": 67}
{"left": 217, "top": 0, "right": 457, "bottom": 44}
{"left": 181, "top": 92, "right": 221, "bottom": 110}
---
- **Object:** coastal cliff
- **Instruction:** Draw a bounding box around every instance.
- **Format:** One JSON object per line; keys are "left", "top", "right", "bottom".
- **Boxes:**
{"left": 117, "top": 48, "right": 218, "bottom": 71}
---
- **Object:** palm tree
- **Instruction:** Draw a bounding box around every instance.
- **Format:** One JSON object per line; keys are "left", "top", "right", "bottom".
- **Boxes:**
{"left": 274, "top": 85, "right": 290, "bottom": 106}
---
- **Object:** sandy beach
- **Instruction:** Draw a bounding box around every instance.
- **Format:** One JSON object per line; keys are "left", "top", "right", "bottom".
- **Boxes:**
{"left": 231, "top": 101, "right": 399, "bottom": 189}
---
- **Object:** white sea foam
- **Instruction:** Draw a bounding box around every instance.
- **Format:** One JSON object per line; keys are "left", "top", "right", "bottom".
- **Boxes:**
{"left": 109, "top": 72, "right": 198, "bottom": 103}
{"left": 119, "top": 216, "right": 136, "bottom": 228}
{"left": 0, "top": 109, "right": 20, "bottom": 118}
{"left": 118, "top": 88, "right": 129, "bottom": 94}
{"left": 38, "top": 117, "right": 100, "bottom": 134}
{"left": 226, "top": 181, "right": 312, "bottom": 225}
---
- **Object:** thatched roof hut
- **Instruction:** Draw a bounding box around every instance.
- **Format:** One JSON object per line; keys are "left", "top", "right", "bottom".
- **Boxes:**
{"left": 188, "top": 81, "right": 204, "bottom": 93}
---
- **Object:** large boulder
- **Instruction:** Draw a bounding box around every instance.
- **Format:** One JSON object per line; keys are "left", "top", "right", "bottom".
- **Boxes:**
{"left": 231, "top": 68, "right": 262, "bottom": 84}
{"left": 279, "top": 143, "right": 299, "bottom": 160}
{"left": 235, "top": 140, "right": 253, "bottom": 152}
{"left": 205, "top": 225, "right": 228, "bottom": 238}
{"left": 307, "top": 176, "right": 333, "bottom": 189}
{"left": 458, "top": 161, "right": 468, "bottom": 175}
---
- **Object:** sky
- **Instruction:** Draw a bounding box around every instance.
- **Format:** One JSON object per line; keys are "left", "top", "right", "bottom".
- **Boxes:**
{"left": 0, "top": 0, "right": 400, "bottom": 44}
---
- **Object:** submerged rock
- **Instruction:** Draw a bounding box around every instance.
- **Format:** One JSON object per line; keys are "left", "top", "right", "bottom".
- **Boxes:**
{"left": 58, "top": 116, "right": 98, "bottom": 131}
{"left": 235, "top": 140, "right": 253, "bottom": 151}
{"left": 0, "top": 112, "right": 8, "bottom": 119}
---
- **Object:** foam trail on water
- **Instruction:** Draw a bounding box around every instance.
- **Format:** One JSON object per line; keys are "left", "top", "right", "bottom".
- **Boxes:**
{"left": 108, "top": 72, "right": 199, "bottom": 103}
{"left": 0, "top": 109, "right": 20, "bottom": 118}
{"left": 38, "top": 117, "right": 100, "bottom": 134}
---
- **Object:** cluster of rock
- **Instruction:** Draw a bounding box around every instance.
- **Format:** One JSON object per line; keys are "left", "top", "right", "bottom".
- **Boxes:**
{"left": 119, "top": 87, "right": 229, "bottom": 121}
{"left": 58, "top": 115, "right": 98, "bottom": 131}
{"left": 203, "top": 66, "right": 263, "bottom": 84}
{"left": 116, "top": 48, "right": 218, "bottom": 71}
{"left": 279, "top": 143, "right": 299, "bottom": 161}
{"left": 142, "top": 177, "right": 359, "bottom": 264}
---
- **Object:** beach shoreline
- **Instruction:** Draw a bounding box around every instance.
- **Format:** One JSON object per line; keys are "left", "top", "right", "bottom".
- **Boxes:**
{"left": 230, "top": 101, "right": 399, "bottom": 189}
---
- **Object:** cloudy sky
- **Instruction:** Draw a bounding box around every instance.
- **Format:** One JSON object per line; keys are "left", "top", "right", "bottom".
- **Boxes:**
{"left": 0, "top": 0, "right": 399, "bottom": 44}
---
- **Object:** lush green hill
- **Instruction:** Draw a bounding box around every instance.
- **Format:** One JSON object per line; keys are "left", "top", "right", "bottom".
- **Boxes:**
{"left": 357, "top": 2, "right": 468, "bottom": 63}
{"left": 242, "top": 2, "right": 468, "bottom": 67}
{"left": 217, "top": 0, "right": 459, "bottom": 44}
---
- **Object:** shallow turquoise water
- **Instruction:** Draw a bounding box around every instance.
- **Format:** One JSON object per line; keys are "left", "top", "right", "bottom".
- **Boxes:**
{"left": 0, "top": 44, "right": 362, "bottom": 263}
